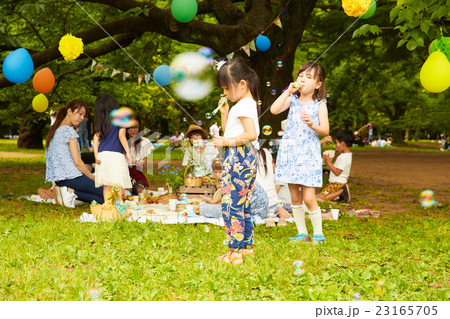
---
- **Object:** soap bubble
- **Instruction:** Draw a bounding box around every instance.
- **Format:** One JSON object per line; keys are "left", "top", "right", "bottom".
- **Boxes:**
{"left": 183, "top": 117, "right": 187, "bottom": 122}
{"left": 170, "top": 52, "right": 214, "bottom": 101}
{"left": 257, "top": 100, "right": 262, "bottom": 106}
{"left": 266, "top": 81, "right": 271, "bottom": 87}
{"left": 268, "top": 141, "right": 273, "bottom": 146}
{"left": 277, "top": 61, "right": 283, "bottom": 68}
{"left": 204, "top": 225, "right": 210, "bottom": 233}
{"left": 353, "top": 293, "right": 360, "bottom": 301}
{"left": 110, "top": 107, "right": 134, "bottom": 128}
{"left": 198, "top": 47, "right": 214, "bottom": 58}
{"left": 223, "top": 240, "right": 227, "bottom": 245}
{"left": 199, "top": 263, "right": 204, "bottom": 270}
{"left": 205, "top": 113, "right": 212, "bottom": 119}
{"left": 198, "top": 120, "right": 203, "bottom": 125}
{"left": 271, "top": 89, "right": 277, "bottom": 95}
{"left": 262, "top": 125, "right": 272, "bottom": 136}
{"left": 86, "top": 288, "right": 101, "bottom": 300}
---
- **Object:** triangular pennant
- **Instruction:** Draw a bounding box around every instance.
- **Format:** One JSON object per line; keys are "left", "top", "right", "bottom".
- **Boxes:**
{"left": 94, "top": 65, "right": 102, "bottom": 73}
{"left": 226, "top": 52, "right": 234, "bottom": 60}
{"left": 273, "top": 17, "right": 283, "bottom": 29}
{"left": 249, "top": 40, "right": 257, "bottom": 51}
{"left": 102, "top": 66, "right": 110, "bottom": 72}
{"left": 90, "top": 60, "right": 98, "bottom": 71}
{"left": 145, "top": 74, "right": 151, "bottom": 84}
{"left": 138, "top": 74, "right": 144, "bottom": 85}
{"left": 122, "top": 72, "right": 130, "bottom": 81}
{"left": 241, "top": 45, "right": 250, "bottom": 57}
{"left": 111, "top": 69, "right": 121, "bottom": 77}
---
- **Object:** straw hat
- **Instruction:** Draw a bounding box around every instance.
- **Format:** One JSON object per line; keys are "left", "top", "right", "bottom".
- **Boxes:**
{"left": 185, "top": 124, "right": 208, "bottom": 139}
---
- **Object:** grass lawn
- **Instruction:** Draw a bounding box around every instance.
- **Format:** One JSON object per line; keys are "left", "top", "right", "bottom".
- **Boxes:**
{"left": 0, "top": 141, "right": 448, "bottom": 301}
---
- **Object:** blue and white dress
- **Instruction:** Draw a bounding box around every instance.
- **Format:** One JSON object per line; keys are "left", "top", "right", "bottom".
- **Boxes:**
{"left": 274, "top": 96, "right": 325, "bottom": 187}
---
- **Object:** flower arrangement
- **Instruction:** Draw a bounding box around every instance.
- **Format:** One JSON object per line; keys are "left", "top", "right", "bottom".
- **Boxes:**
{"left": 342, "top": 0, "right": 371, "bottom": 17}
{"left": 158, "top": 165, "right": 184, "bottom": 194}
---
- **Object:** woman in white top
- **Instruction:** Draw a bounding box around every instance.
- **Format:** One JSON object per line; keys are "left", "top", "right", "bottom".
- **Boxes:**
{"left": 182, "top": 124, "right": 218, "bottom": 176}
{"left": 126, "top": 120, "right": 154, "bottom": 194}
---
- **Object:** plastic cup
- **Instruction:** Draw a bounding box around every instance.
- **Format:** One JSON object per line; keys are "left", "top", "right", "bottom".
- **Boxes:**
{"left": 330, "top": 208, "right": 340, "bottom": 220}
{"left": 169, "top": 199, "right": 177, "bottom": 211}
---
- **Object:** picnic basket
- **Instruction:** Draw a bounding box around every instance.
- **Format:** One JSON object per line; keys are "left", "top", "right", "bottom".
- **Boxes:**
{"left": 184, "top": 164, "right": 203, "bottom": 187}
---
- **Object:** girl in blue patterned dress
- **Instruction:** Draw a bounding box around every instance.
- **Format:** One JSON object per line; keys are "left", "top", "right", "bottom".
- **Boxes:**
{"left": 270, "top": 62, "right": 329, "bottom": 244}
{"left": 93, "top": 93, "right": 133, "bottom": 204}
{"left": 213, "top": 57, "right": 260, "bottom": 265}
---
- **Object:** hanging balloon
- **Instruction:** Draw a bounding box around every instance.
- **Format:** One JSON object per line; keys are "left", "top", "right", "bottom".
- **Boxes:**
{"left": 33, "top": 68, "right": 55, "bottom": 94}
{"left": 171, "top": 0, "right": 198, "bottom": 23}
{"left": 153, "top": 65, "right": 174, "bottom": 86}
{"left": 342, "top": 0, "right": 371, "bottom": 17}
{"left": 420, "top": 50, "right": 450, "bottom": 93}
{"left": 255, "top": 35, "right": 271, "bottom": 52}
{"left": 3, "top": 48, "right": 34, "bottom": 84}
{"left": 360, "top": 0, "right": 376, "bottom": 19}
{"left": 32, "top": 93, "right": 49, "bottom": 113}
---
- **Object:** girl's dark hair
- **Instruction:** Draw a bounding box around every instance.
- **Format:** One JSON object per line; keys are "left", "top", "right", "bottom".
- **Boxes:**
{"left": 294, "top": 62, "right": 327, "bottom": 101}
{"left": 336, "top": 129, "right": 355, "bottom": 147}
{"left": 46, "top": 99, "right": 87, "bottom": 148}
{"left": 256, "top": 148, "right": 269, "bottom": 177}
{"left": 217, "top": 57, "right": 261, "bottom": 116}
{"left": 94, "top": 92, "right": 119, "bottom": 140}
{"left": 126, "top": 119, "right": 142, "bottom": 149}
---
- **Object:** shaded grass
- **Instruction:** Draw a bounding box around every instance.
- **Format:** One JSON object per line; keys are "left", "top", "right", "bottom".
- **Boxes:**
{"left": 0, "top": 154, "right": 448, "bottom": 301}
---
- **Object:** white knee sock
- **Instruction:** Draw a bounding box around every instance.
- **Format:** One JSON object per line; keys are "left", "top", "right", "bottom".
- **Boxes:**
{"left": 308, "top": 208, "right": 323, "bottom": 235}
{"left": 292, "top": 205, "right": 308, "bottom": 235}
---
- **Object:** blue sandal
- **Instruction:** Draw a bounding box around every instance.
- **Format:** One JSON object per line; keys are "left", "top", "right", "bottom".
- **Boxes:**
{"left": 311, "top": 234, "right": 326, "bottom": 245}
{"left": 289, "top": 233, "right": 310, "bottom": 243}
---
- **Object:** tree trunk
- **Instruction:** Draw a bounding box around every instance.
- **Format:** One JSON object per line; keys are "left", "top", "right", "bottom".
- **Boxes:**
{"left": 392, "top": 128, "right": 406, "bottom": 146}
{"left": 17, "top": 119, "right": 47, "bottom": 149}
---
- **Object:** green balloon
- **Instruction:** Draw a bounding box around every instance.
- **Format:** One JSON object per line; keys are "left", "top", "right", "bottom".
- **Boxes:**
{"left": 171, "top": 0, "right": 198, "bottom": 23}
{"left": 360, "top": 0, "right": 377, "bottom": 19}
{"left": 429, "top": 37, "right": 450, "bottom": 63}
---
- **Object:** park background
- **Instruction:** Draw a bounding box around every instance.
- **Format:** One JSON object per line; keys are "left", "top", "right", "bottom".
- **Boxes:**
{"left": 0, "top": 0, "right": 449, "bottom": 301}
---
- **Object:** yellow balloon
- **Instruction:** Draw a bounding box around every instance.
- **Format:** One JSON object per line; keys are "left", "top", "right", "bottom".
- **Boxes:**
{"left": 420, "top": 50, "right": 450, "bottom": 93}
{"left": 32, "top": 93, "right": 49, "bottom": 112}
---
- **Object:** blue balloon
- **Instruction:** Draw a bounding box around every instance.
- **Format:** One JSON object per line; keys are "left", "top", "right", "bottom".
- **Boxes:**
{"left": 153, "top": 65, "right": 174, "bottom": 86}
{"left": 3, "top": 48, "right": 34, "bottom": 84}
{"left": 256, "top": 35, "right": 271, "bottom": 52}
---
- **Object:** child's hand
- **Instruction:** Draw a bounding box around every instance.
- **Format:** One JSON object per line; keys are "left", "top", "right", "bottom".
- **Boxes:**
{"left": 322, "top": 136, "right": 333, "bottom": 144}
{"left": 96, "top": 159, "right": 101, "bottom": 165}
{"left": 200, "top": 195, "right": 210, "bottom": 203}
{"left": 125, "top": 153, "right": 133, "bottom": 163}
{"left": 323, "top": 154, "right": 332, "bottom": 164}
{"left": 213, "top": 135, "right": 226, "bottom": 147}
{"left": 301, "top": 113, "right": 313, "bottom": 127}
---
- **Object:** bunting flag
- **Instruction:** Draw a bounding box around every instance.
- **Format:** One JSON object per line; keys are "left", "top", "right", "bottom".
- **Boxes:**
{"left": 122, "top": 72, "right": 131, "bottom": 81}
{"left": 145, "top": 74, "right": 151, "bottom": 84}
{"left": 273, "top": 17, "right": 283, "bottom": 29}
{"left": 102, "top": 65, "right": 110, "bottom": 72}
{"left": 241, "top": 44, "right": 250, "bottom": 57}
{"left": 91, "top": 60, "right": 97, "bottom": 71}
{"left": 226, "top": 52, "right": 234, "bottom": 60}
{"left": 111, "top": 69, "right": 121, "bottom": 77}
{"left": 249, "top": 40, "right": 256, "bottom": 52}
{"left": 94, "top": 64, "right": 102, "bottom": 73}
{"left": 137, "top": 74, "right": 144, "bottom": 85}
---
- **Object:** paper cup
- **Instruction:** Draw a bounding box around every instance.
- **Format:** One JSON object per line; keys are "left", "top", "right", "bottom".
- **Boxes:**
{"left": 330, "top": 208, "right": 339, "bottom": 220}
{"left": 169, "top": 199, "right": 177, "bottom": 211}
{"left": 158, "top": 187, "right": 165, "bottom": 192}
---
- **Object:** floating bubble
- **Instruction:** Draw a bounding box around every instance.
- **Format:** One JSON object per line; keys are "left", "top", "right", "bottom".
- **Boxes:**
{"left": 170, "top": 52, "right": 214, "bottom": 101}
{"left": 223, "top": 240, "right": 228, "bottom": 245}
{"left": 204, "top": 225, "right": 210, "bottom": 233}
{"left": 86, "top": 288, "right": 101, "bottom": 300}
{"left": 268, "top": 141, "right": 273, "bottom": 146}
{"left": 198, "top": 120, "right": 203, "bottom": 125}
{"left": 199, "top": 263, "right": 204, "bottom": 270}
{"left": 110, "top": 107, "right": 134, "bottom": 128}
{"left": 278, "top": 130, "right": 284, "bottom": 136}
{"left": 266, "top": 81, "right": 271, "bottom": 87}
{"left": 271, "top": 89, "right": 277, "bottom": 95}
{"left": 277, "top": 61, "right": 283, "bottom": 68}
{"left": 183, "top": 117, "right": 187, "bottom": 122}
{"left": 187, "top": 238, "right": 191, "bottom": 244}
{"left": 257, "top": 100, "right": 262, "bottom": 106}
{"left": 353, "top": 293, "right": 360, "bottom": 301}
{"left": 205, "top": 113, "right": 212, "bottom": 119}
{"left": 292, "top": 260, "right": 303, "bottom": 268}
{"left": 262, "top": 125, "right": 272, "bottom": 136}
{"left": 198, "top": 47, "right": 214, "bottom": 58}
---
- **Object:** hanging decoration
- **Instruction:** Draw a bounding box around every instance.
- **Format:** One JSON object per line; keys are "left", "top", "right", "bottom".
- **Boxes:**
{"left": 255, "top": 35, "right": 271, "bottom": 52}
{"left": 420, "top": 50, "right": 450, "bottom": 93}
{"left": 429, "top": 37, "right": 450, "bottom": 62}
{"left": 32, "top": 93, "right": 49, "bottom": 113}
{"left": 2, "top": 48, "right": 34, "bottom": 84}
{"left": 171, "top": 0, "right": 198, "bottom": 23}
{"left": 342, "top": 0, "right": 371, "bottom": 18}
{"left": 58, "top": 34, "right": 84, "bottom": 61}
{"left": 33, "top": 68, "right": 55, "bottom": 94}
{"left": 360, "top": 0, "right": 376, "bottom": 19}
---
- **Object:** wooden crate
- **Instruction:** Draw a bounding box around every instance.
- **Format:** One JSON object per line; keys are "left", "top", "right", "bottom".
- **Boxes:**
{"left": 179, "top": 184, "right": 216, "bottom": 196}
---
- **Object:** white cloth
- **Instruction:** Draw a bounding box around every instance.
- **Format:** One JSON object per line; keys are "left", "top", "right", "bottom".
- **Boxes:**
{"left": 276, "top": 182, "right": 292, "bottom": 204}
{"left": 223, "top": 97, "right": 259, "bottom": 149}
{"left": 128, "top": 137, "right": 154, "bottom": 172}
{"left": 329, "top": 152, "right": 352, "bottom": 184}
{"left": 255, "top": 148, "right": 279, "bottom": 207}
{"left": 95, "top": 151, "right": 132, "bottom": 188}
{"left": 182, "top": 142, "right": 218, "bottom": 175}
{"left": 170, "top": 134, "right": 183, "bottom": 143}
{"left": 209, "top": 124, "right": 220, "bottom": 137}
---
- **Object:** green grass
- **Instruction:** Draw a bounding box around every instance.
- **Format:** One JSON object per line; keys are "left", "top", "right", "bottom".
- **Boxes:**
{"left": 0, "top": 156, "right": 448, "bottom": 301}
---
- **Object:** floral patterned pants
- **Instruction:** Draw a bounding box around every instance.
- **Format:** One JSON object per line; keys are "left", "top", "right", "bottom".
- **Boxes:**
{"left": 221, "top": 144, "right": 257, "bottom": 251}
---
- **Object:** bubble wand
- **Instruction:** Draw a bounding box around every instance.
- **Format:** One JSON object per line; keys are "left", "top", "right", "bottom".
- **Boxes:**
{"left": 212, "top": 94, "right": 227, "bottom": 115}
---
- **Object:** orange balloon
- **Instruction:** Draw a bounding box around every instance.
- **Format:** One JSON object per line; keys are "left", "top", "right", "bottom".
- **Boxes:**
{"left": 33, "top": 67, "right": 55, "bottom": 94}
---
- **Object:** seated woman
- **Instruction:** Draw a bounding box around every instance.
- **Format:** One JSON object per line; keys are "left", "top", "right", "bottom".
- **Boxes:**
{"left": 45, "top": 99, "right": 104, "bottom": 204}
{"left": 182, "top": 124, "right": 218, "bottom": 176}
{"left": 126, "top": 119, "right": 154, "bottom": 195}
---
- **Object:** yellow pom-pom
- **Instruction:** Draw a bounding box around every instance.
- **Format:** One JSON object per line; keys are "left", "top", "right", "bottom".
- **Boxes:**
{"left": 58, "top": 34, "right": 84, "bottom": 61}
{"left": 342, "top": 0, "right": 371, "bottom": 17}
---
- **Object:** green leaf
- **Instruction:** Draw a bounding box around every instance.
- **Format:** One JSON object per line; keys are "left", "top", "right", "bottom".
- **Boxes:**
{"left": 406, "top": 40, "right": 418, "bottom": 51}
{"left": 420, "top": 21, "right": 430, "bottom": 34}
{"left": 397, "top": 39, "right": 407, "bottom": 48}
{"left": 390, "top": 6, "right": 402, "bottom": 22}
{"left": 431, "top": 5, "right": 448, "bottom": 19}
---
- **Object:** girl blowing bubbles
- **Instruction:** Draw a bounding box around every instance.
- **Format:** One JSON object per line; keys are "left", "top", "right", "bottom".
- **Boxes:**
{"left": 93, "top": 93, "right": 133, "bottom": 204}
{"left": 270, "top": 62, "right": 329, "bottom": 244}
{"left": 213, "top": 57, "right": 260, "bottom": 265}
